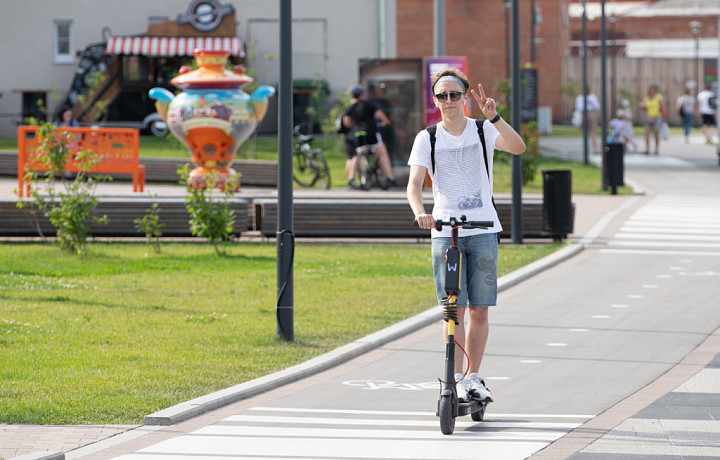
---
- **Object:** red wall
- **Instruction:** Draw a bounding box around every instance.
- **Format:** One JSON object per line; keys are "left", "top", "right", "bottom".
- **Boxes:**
{"left": 396, "top": 0, "right": 571, "bottom": 122}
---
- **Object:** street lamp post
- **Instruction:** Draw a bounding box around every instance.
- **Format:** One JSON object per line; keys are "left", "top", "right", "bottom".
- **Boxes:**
{"left": 609, "top": 12, "right": 617, "bottom": 115}
{"left": 511, "top": 0, "right": 523, "bottom": 244}
{"left": 504, "top": 0, "right": 511, "bottom": 79}
{"left": 600, "top": 0, "right": 608, "bottom": 192}
{"left": 581, "top": 0, "right": 588, "bottom": 166}
{"left": 434, "top": 0, "right": 445, "bottom": 56}
{"left": 530, "top": 0, "right": 541, "bottom": 62}
{"left": 690, "top": 21, "right": 702, "bottom": 91}
{"left": 277, "top": 0, "right": 294, "bottom": 341}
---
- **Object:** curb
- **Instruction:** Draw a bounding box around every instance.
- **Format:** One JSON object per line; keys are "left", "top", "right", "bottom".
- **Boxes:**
{"left": 8, "top": 452, "right": 64, "bottom": 460}
{"left": 143, "top": 242, "right": 585, "bottom": 426}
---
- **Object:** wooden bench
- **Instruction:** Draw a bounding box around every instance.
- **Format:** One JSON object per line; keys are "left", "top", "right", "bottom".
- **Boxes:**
{"left": 17, "top": 125, "right": 145, "bottom": 197}
{"left": 1, "top": 195, "right": 572, "bottom": 240}
{"left": 140, "top": 157, "right": 278, "bottom": 187}
{"left": 253, "top": 197, "right": 574, "bottom": 239}
{"left": 0, "top": 197, "right": 252, "bottom": 237}
{"left": 254, "top": 197, "right": 425, "bottom": 238}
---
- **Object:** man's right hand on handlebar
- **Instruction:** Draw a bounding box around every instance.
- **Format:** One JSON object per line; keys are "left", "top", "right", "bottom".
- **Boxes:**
{"left": 415, "top": 213, "right": 436, "bottom": 230}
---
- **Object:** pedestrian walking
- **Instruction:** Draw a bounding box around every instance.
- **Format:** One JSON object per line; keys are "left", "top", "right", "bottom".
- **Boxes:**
{"left": 639, "top": 84, "right": 667, "bottom": 155}
{"left": 676, "top": 88, "right": 696, "bottom": 143}
{"left": 618, "top": 99, "right": 638, "bottom": 152}
{"left": 696, "top": 84, "right": 716, "bottom": 145}
{"left": 575, "top": 88, "right": 600, "bottom": 155}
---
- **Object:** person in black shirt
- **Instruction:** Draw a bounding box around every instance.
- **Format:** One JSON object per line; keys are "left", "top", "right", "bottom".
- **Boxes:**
{"left": 342, "top": 85, "right": 397, "bottom": 189}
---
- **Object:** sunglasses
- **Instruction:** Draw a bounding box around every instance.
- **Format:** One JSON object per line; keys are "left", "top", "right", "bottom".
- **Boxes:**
{"left": 434, "top": 91, "right": 463, "bottom": 102}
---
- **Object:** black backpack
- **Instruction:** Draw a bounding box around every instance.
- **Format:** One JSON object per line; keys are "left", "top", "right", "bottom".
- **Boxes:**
{"left": 426, "top": 120, "right": 500, "bottom": 238}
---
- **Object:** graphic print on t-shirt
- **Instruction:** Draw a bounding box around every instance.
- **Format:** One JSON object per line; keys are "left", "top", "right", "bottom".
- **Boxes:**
{"left": 435, "top": 141, "right": 485, "bottom": 211}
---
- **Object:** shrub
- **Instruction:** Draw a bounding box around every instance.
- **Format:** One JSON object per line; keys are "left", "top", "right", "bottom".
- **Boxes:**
{"left": 178, "top": 164, "right": 239, "bottom": 255}
{"left": 16, "top": 123, "right": 108, "bottom": 255}
{"left": 134, "top": 198, "right": 164, "bottom": 253}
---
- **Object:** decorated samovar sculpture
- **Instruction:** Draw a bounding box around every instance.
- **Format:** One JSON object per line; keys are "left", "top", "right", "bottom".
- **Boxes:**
{"left": 150, "top": 49, "right": 275, "bottom": 190}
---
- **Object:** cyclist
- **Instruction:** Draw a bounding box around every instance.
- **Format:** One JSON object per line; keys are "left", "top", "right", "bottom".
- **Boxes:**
{"left": 342, "top": 84, "right": 397, "bottom": 189}
{"left": 406, "top": 68, "right": 525, "bottom": 403}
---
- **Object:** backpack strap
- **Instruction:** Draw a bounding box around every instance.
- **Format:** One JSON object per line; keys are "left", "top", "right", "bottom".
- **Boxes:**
{"left": 474, "top": 119, "right": 499, "bottom": 216}
{"left": 427, "top": 123, "right": 437, "bottom": 175}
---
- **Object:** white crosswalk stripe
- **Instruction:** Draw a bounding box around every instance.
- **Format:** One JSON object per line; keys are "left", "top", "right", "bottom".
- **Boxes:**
{"left": 111, "top": 407, "right": 591, "bottom": 460}
{"left": 603, "top": 195, "right": 720, "bottom": 255}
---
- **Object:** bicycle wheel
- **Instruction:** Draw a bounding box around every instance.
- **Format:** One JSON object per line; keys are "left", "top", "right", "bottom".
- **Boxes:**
{"left": 372, "top": 159, "right": 389, "bottom": 190}
{"left": 312, "top": 149, "right": 332, "bottom": 189}
{"left": 438, "top": 393, "right": 456, "bottom": 435}
{"left": 293, "top": 149, "right": 317, "bottom": 187}
{"left": 357, "top": 154, "right": 374, "bottom": 191}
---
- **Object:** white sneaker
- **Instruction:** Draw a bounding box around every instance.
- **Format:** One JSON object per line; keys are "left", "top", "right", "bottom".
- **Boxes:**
{"left": 466, "top": 373, "right": 493, "bottom": 403}
{"left": 454, "top": 372, "right": 469, "bottom": 402}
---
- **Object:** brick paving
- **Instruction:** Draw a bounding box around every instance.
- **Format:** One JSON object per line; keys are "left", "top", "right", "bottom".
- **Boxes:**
{"left": 0, "top": 424, "right": 137, "bottom": 460}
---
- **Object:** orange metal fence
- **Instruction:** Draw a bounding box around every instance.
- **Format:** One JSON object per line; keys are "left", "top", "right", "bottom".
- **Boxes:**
{"left": 17, "top": 125, "right": 144, "bottom": 197}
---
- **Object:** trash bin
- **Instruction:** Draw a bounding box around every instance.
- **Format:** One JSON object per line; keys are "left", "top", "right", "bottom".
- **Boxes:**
{"left": 542, "top": 169, "right": 573, "bottom": 240}
{"left": 603, "top": 142, "right": 624, "bottom": 194}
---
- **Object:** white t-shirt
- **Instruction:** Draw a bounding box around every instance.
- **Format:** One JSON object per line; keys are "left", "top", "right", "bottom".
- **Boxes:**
{"left": 697, "top": 90, "right": 715, "bottom": 115}
{"left": 408, "top": 117, "right": 502, "bottom": 238}
{"left": 575, "top": 93, "right": 600, "bottom": 112}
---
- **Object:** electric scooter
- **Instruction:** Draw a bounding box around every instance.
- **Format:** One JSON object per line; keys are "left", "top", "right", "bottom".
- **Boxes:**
{"left": 421, "top": 215, "right": 494, "bottom": 435}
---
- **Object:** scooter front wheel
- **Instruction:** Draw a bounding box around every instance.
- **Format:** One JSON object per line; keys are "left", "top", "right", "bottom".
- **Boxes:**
{"left": 438, "top": 393, "right": 456, "bottom": 435}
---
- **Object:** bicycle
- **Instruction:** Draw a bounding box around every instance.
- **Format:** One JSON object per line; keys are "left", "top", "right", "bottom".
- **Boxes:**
{"left": 353, "top": 130, "right": 389, "bottom": 191}
{"left": 292, "top": 125, "right": 331, "bottom": 189}
{"left": 416, "top": 215, "right": 493, "bottom": 435}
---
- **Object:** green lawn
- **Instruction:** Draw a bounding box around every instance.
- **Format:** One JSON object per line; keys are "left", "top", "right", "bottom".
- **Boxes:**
{"left": 0, "top": 241, "right": 563, "bottom": 425}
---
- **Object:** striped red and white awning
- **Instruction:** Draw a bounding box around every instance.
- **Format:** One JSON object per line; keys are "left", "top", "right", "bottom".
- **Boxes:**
{"left": 105, "top": 36, "right": 244, "bottom": 57}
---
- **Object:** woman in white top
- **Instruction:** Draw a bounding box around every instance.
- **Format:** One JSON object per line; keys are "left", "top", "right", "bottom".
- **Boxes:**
{"left": 676, "top": 88, "right": 696, "bottom": 143}
{"left": 575, "top": 88, "right": 601, "bottom": 154}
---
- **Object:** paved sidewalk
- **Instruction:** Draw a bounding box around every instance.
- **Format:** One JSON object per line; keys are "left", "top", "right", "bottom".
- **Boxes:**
{"left": 2, "top": 131, "right": 718, "bottom": 460}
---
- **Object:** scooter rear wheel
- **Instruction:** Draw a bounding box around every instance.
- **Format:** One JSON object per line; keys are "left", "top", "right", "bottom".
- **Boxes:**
{"left": 471, "top": 403, "right": 486, "bottom": 422}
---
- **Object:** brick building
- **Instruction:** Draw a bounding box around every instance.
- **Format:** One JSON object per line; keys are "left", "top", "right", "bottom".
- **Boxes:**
{"left": 397, "top": 0, "right": 571, "bottom": 122}
{"left": 396, "top": 0, "right": 719, "bottom": 124}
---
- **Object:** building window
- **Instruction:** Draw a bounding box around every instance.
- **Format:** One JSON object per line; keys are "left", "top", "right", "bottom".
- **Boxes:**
{"left": 22, "top": 92, "right": 47, "bottom": 123}
{"left": 54, "top": 20, "right": 73, "bottom": 64}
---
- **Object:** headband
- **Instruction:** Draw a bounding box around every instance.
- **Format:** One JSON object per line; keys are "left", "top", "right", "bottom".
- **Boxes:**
{"left": 433, "top": 75, "right": 465, "bottom": 92}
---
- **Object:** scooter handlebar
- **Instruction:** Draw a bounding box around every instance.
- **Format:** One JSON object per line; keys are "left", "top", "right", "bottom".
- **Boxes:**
{"left": 413, "top": 215, "right": 494, "bottom": 231}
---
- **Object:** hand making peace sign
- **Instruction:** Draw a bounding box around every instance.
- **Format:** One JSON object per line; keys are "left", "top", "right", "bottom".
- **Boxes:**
{"left": 470, "top": 83, "right": 498, "bottom": 120}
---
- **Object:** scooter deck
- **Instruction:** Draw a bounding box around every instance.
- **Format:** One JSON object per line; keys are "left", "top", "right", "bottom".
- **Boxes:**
{"left": 457, "top": 399, "right": 486, "bottom": 417}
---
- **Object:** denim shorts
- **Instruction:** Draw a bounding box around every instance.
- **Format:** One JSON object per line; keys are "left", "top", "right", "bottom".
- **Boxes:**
{"left": 431, "top": 233, "right": 498, "bottom": 307}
